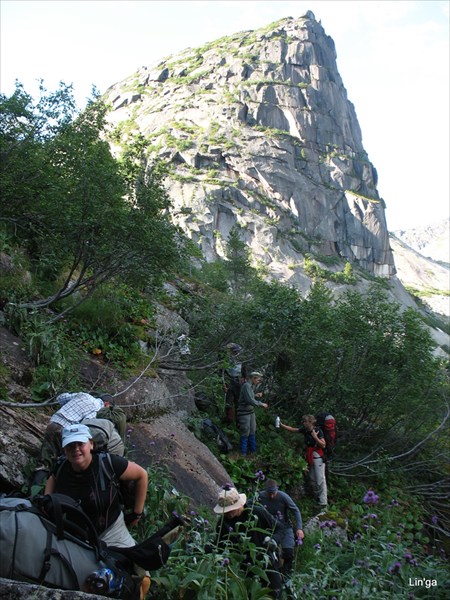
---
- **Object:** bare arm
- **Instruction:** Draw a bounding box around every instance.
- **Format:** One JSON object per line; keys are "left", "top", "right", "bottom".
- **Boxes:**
{"left": 119, "top": 461, "right": 148, "bottom": 516}
{"left": 280, "top": 422, "right": 299, "bottom": 433}
{"left": 44, "top": 474, "right": 56, "bottom": 495}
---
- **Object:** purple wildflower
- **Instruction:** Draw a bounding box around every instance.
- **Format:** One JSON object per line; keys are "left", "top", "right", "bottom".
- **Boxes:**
{"left": 314, "top": 543, "right": 321, "bottom": 550}
{"left": 149, "top": 441, "right": 155, "bottom": 446}
{"left": 351, "top": 578, "right": 358, "bottom": 586}
{"left": 335, "top": 540, "right": 342, "bottom": 548}
{"left": 387, "top": 542, "right": 394, "bottom": 551}
{"left": 296, "top": 537, "right": 303, "bottom": 546}
{"left": 388, "top": 561, "right": 402, "bottom": 574}
{"left": 222, "top": 483, "right": 233, "bottom": 491}
{"left": 363, "top": 490, "right": 379, "bottom": 504}
{"left": 221, "top": 558, "right": 230, "bottom": 566}
{"left": 431, "top": 515, "right": 438, "bottom": 525}
{"left": 255, "top": 470, "right": 265, "bottom": 481}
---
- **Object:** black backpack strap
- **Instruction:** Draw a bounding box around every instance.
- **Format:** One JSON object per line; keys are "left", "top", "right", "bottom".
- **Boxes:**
{"left": 38, "top": 528, "right": 54, "bottom": 581}
{"left": 53, "top": 455, "right": 67, "bottom": 481}
{"left": 36, "top": 494, "right": 105, "bottom": 561}
{"left": 52, "top": 493, "right": 65, "bottom": 540}
{"left": 98, "top": 451, "right": 120, "bottom": 493}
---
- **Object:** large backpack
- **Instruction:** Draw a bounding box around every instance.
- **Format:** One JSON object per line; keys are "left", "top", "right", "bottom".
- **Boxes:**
{"left": 0, "top": 493, "right": 138, "bottom": 598}
{"left": 82, "top": 417, "right": 125, "bottom": 456}
{"left": 97, "top": 405, "right": 128, "bottom": 442}
{"left": 202, "top": 418, "right": 233, "bottom": 453}
{"left": 315, "top": 412, "right": 337, "bottom": 460}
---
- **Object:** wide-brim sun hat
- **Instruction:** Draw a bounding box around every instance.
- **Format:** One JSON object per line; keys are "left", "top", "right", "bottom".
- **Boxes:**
{"left": 213, "top": 487, "right": 247, "bottom": 514}
{"left": 62, "top": 423, "right": 92, "bottom": 448}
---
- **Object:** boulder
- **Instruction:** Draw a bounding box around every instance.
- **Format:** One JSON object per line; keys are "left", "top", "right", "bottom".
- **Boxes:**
{"left": 0, "top": 578, "right": 104, "bottom": 600}
{"left": 127, "top": 414, "right": 231, "bottom": 509}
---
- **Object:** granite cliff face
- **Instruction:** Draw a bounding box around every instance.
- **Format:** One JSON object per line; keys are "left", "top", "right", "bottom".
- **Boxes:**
{"left": 105, "top": 12, "right": 394, "bottom": 285}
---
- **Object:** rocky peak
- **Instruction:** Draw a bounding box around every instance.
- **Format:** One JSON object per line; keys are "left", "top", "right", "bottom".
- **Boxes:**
{"left": 105, "top": 12, "right": 394, "bottom": 284}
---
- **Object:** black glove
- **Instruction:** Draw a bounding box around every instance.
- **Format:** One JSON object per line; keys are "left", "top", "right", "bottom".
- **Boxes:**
{"left": 124, "top": 511, "right": 143, "bottom": 526}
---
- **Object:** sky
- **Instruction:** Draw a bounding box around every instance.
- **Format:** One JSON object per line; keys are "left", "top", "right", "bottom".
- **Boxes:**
{"left": 1, "top": 0, "right": 449, "bottom": 232}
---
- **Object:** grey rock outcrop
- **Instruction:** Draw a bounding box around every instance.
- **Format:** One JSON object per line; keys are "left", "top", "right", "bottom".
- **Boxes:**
{"left": 0, "top": 578, "right": 104, "bottom": 600}
{"left": 105, "top": 12, "right": 395, "bottom": 284}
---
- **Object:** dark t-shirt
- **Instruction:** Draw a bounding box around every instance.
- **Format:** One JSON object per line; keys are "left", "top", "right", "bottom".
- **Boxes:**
{"left": 52, "top": 453, "right": 128, "bottom": 532}
{"left": 304, "top": 426, "right": 324, "bottom": 447}
{"left": 216, "top": 504, "right": 281, "bottom": 549}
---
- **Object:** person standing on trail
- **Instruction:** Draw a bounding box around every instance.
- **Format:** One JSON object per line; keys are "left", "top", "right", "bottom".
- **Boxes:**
{"left": 222, "top": 342, "right": 247, "bottom": 424}
{"left": 280, "top": 415, "right": 328, "bottom": 508}
{"left": 258, "top": 479, "right": 304, "bottom": 577}
{"left": 236, "top": 371, "right": 268, "bottom": 455}
{"left": 213, "top": 485, "right": 283, "bottom": 598}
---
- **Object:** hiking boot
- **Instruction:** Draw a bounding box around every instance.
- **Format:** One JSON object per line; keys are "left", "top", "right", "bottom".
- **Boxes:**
{"left": 161, "top": 525, "right": 182, "bottom": 545}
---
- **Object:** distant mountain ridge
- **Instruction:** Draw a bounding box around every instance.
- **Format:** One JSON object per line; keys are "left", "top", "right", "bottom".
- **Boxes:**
{"left": 393, "top": 218, "right": 449, "bottom": 265}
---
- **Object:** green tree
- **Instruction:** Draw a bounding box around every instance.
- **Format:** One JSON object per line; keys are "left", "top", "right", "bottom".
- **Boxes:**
{"left": 0, "top": 82, "right": 186, "bottom": 319}
{"left": 223, "top": 225, "right": 255, "bottom": 294}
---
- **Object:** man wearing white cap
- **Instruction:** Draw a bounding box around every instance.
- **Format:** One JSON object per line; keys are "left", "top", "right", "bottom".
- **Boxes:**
{"left": 214, "top": 485, "right": 283, "bottom": 598}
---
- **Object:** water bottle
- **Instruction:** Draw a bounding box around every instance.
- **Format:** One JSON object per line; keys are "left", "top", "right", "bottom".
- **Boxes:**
{"left": 85, "top": 566, "right": 123, "bottom": 594}
{"left": 275, "top": 416, "right": 280, "bottom": 429}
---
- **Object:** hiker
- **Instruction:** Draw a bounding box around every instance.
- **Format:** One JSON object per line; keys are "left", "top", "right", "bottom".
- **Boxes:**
{"left": 280, "top": 415, "right": 328, "bottom": 508}
{"left": 258, "top": 479, "right": 304, "bottom": 577}
{"left": 222, "top": 342, "right": 246, "bottom": 423}
{"left": 37, "top": 392, "right": 106, "bottom": 471}
{"left": 236, "top": 371, "right": 268, "bottom": 455}
{"left": 213, "top": 485, "right": 283, "bottom": 599}
{"left": 44, "top": 423, "right": 152, "bottom": 596}
{"left": 45, "top": 423, "right": 148, "bottom": 547}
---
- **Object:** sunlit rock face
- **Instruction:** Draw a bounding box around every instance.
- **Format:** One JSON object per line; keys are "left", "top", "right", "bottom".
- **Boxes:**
{"left": 105, "top": 11, "right": 395, "bottom": 283}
